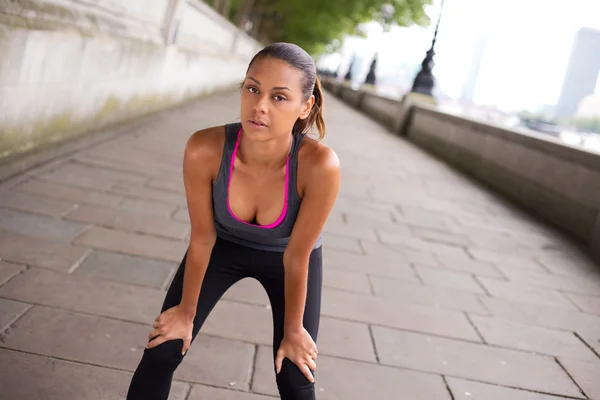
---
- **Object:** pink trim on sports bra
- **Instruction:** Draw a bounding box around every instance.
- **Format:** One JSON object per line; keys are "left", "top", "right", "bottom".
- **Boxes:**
{"left": 226, "top": 128, "right": 289, "bottom": 229}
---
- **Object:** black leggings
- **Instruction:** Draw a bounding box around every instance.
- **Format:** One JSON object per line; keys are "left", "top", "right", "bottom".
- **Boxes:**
{"left": 127, "top": 237, "right": 323, "bottom": 400}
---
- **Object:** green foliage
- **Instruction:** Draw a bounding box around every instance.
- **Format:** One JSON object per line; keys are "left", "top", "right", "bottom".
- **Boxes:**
{"left": 226, "top": 0, "right": 431, "bottom": 54}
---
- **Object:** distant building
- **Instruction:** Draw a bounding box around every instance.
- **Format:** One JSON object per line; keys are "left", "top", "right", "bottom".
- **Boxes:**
{"left": 460, "top": 35, "right": 487, "bottom": 104}
{"left": 555, "top": 28, "right": 600, "bottom": 119}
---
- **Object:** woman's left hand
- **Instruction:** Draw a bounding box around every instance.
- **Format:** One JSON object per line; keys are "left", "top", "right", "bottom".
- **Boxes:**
{"left": 275, "top": 328, "right": 318, "bottom": 382}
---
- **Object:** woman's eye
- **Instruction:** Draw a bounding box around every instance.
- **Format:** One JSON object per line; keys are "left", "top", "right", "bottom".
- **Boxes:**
{"left": 247, "top": 86, "right": 258, "bottom": 93}
{"left": 274, "top": 95, "right": 286, "bottom": 101}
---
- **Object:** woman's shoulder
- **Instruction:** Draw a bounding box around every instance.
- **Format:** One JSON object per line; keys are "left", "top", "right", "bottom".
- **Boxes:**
{"left": 186, "top": 125, "right": 226, "bottom": 157}
{"left": 296, "top": 135, "right": 340, "bottom": 197}
{"left": 184, "top": 125, "right": 227, "bottom": 178}
{"left": 298, "top": 135, "right": 340, "bottom": 172}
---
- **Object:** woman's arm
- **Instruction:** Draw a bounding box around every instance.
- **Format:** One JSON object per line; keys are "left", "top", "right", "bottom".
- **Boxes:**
{"left": 178, "top": 128, "right": 221, "bottom": 318}
{"left": 275, "top": 144, "right": 340, "bottom": 380}
{"left": 283, "top": 145, "right": 340, "bottom": 332}
{"left": 275, "top": 144, "right": 340, "bottom": 382}
{"left": 147, "top": 127, "right": 222, "bottom": 353}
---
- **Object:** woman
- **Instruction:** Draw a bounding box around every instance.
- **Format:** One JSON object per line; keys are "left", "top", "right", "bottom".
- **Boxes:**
{"left": 127, "top": 42, "right": 340, "bottom": 400}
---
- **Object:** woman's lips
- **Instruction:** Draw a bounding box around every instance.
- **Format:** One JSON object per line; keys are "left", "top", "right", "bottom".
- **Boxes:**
{"left": 249, "top": 119, "right": 267, "bottom": 127}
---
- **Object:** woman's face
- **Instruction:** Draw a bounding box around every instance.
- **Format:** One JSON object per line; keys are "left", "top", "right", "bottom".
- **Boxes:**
{"left": 240, "top": 56, "right": 314, "bottom": 140}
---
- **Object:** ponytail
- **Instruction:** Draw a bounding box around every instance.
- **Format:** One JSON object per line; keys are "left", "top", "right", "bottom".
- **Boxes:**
{"left": 293, "top": 75, "right": 326, "bottom": 140}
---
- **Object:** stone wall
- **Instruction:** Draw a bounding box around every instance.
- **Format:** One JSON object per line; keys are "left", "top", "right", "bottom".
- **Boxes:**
{"left": 322, "top": 78, "right": 600, "bottom": 262}
{"left": 0, "top": 0, "right": 261, "bottom": 163}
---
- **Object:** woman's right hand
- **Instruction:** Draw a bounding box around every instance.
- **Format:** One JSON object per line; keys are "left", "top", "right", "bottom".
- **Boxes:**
{"left": 146, "top": 305, "right": 194, "bottom": 355}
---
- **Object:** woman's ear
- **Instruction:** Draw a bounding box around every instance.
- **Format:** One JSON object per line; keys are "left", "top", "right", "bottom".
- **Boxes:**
{"left": 299, "top": 95, "right": 315, "bottom": 120}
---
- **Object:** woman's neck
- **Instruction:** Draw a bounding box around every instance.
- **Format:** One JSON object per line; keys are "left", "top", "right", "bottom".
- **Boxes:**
{"left": 237, "top": 131, "right": 293, "bottom": 170}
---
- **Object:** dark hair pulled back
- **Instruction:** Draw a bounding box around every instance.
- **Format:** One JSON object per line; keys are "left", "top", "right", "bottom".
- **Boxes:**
{"left": 247, "top": 42, "right": 325, "bottom": 140}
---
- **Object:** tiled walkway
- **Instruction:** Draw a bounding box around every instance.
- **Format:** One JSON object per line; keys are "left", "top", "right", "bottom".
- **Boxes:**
{"left": 0, "top": 90, "right": 599, "bottom": 399}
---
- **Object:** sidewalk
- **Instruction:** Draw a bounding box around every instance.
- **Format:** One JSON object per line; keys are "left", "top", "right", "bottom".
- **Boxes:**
{"left": 0, "top": 90, "right": 599, "bottom": 399}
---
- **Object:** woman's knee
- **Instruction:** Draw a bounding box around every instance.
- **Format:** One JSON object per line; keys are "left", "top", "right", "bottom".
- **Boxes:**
{"left": 140, "top": 339, "right": 185, "bottom": 371}
{"left": 275, "top": 359, "right": 315, "bottom": 400}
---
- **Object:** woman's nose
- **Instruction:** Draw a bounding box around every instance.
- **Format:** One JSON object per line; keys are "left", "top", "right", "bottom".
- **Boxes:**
{"left": 253, "top": 96, "right": 268, "bottom": 113}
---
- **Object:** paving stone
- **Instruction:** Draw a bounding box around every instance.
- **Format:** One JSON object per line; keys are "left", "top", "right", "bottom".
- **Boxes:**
{"left": 0, "top": 190, "right": 75, "bottom": 217}
{"left": 537, "top": 254, "right": 600, "bottom": 277}
{"left": 174, "top": 334, "right": 255, "bottom": 389}
{"left": 201, "top": 299, "right": 272, "bottom": 345}
{"left": 377, "top": 228, "right": 468, "bottom": 255}
{"left": 446, "top": 377, "right": 575, "bottom": 399}
{"left": 221, "top": 277, "right": 270, "bottom": 306}
{"left": 0, "top": 261, "right": 25, "bottom": 285}
{"left": 369, "top": 275, "right": 487, "bottom": 313}
{"left": 110, "top": 182, "right": 188, "bottom": 207}
{"left": 0, "top": 348, "right": 191, "bottom": 400}
{"left": 81, "top": 148, "right": 182, "bottom": 176}
{"left": 188, "top": 385, "right": 275, "bottom": 399}
{"left": 411, "top": 226, "right": 475, "bottom": 247}
{"left": 0, "top": 268, "right": 163, "bottom": 323}
{"left": 323, "top": 248, "right": 421, "bottom": 282}
{"left": 119, "top": 198, "right": 179, "bottom": 217}
{"left": 334, "top": 205, "right": 397, "bottom": 225}
{"left": 38, "top": 161, "right": 148, "bottom": 190}
{"left": 251, "top": 345, "right": 452, "bottom": 399}
{"left": 173, "top": 207, "right": 190, "bottom": 223}
{"left": 322, "top": 288, "right": 480, "bottom": 341}
{"left": 415, "top": 266, "right": 487, "bottom": 294}
{"left": 466, "top": 230, "right": 532, "bottom": 253}
{"left": 0, "top": 231, "right": 90, "bottom": 272}
{"left": 0, "top": 298, "right": 30, "bottom": 333}
{"left": 73, "top": 227, "right": 188, "bottom": 263}
{"left": 395, "top": 209, "right": 455, "bottom": 230}
{"left": 433, "top": 254, "right": 505, "bottom": 279}
{"left": 468, "top": 248, "right": 546, "bottom": 272}
{"left": 477, "top": 277, "right": 578, "bottom": 310}
{"left": 333, "top": 195, "right": 399, "bottom": 215}
{"left": 323, "top": 267, "right": 372, "bottom": 294}
{"left": 344, "top": 213, "right": 412, "bottom": 235}
{"left": 316, "top": 317, "right": 377, "bottom": 362}
{"left": 360, "top": 239, "right": 441, "bottom": 266}
{"left": 558, "top": 358, "right": 600, "bottom": 399}
{"left": 77, "top": 150, "right": 180, "bottom": 178}
{"left": 565, "top": 293, "right": 600, "bottom": 315}
{"left": 396, "top": 240, "right": 472, "bottom": 261}
{"left": 322, "top": 233, "right": 363, "bottom": 254}
{"left": 497, "top": 267, "right": 600, "bottom": 296}
{"left": 74, "top": 250, "right": 176, "bottom": 288}
{"left": 0, "top": 208, "right": 88, "bottom": 242}
{"left": 324, "top": 222, "right": 378, "bottom": 242}
{"left": 202, "top": 299, "right": 376, "bottom": 363}
{"left": 64, "top": 204, "right": 189, "bottom": 239}
{"left": 469, "top": 315, "right": 599, "bottom": 361}
{"left": 371, "top": 326, "right": 581, "bottom": 397}
{"left": 16, "top": 178, "right": 123, "bottom": 207}
{"left": 2, "top": 305, "right": 152, "bottom": 369}
{"left": 2, "top": 306, "right": 255, "bottom": 390}
{"left": 577, "top": 330, "right": 600, "bottom": 356}
{"left": 146, "top": 176, "right": 186, "bottom": 195}
{"left": 479, "top": 296, "right": 600, "bottom": 339}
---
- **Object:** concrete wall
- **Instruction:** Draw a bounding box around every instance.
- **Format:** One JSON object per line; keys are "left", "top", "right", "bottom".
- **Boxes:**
{"left": 323, "top": 78, "right": 600, "bottom": 262}
{"left": 0, "top": 0, "right": 262, "bottom": 163}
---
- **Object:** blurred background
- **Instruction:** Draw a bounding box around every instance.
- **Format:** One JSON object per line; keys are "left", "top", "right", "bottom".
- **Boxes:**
{"left": 1, "top": 0, "right": 599, "bottom": 163}
{"left": 315, "top": 0, "right": 600, "bottom": 152}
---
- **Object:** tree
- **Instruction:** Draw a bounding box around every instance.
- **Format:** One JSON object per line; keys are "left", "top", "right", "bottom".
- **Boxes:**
{"left": 222, "top": 0, "right": 431, "bottom": 54}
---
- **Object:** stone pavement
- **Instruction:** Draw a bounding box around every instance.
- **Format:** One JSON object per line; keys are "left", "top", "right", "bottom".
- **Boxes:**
{"left": 0, "top": 90, "right": 599, "bottom": 400}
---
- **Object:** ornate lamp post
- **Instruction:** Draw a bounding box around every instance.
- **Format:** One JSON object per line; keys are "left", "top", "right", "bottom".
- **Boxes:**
{"left": 410, "top": 0, "right": 445, "bottom": 96}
